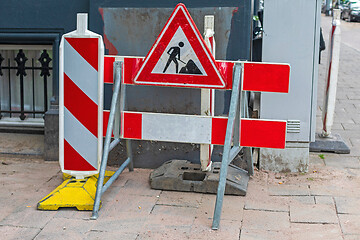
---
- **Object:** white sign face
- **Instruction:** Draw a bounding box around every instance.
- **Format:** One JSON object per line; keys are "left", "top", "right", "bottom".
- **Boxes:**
{"left": 151, "top": 27, "right": 207, "bottom": 76}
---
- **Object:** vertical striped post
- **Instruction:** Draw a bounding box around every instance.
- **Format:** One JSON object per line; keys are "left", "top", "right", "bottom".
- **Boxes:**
{"left": 200, "top": 15, "right": 216, "bottom": 172}
{"left": 321, "top": 9, "right": 341, "bottom": 137}
{"left": 59, "top": 13, "right": 104, "bottom": 179}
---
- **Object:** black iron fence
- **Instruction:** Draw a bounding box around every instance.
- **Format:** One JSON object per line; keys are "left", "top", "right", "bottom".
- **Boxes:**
{"left": 0, "top": 49, "right": 52, "bottom": 120}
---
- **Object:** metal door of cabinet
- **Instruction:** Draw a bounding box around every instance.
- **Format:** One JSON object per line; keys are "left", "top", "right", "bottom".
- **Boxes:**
{"left": 260, "top": 0, "right": 321, "bottom": 143}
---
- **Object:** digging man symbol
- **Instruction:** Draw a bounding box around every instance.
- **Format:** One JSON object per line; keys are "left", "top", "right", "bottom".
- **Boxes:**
{"left": 163, "top": 41, "right": 184, "bottom": 73}
{"left": 162, "top": 41, "right": 202, "bottom": 75}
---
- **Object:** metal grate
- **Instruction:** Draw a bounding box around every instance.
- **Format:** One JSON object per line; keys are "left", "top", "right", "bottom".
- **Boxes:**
{"left": 0, "top": 48, "right": 52, "bottom": 120}
{"left": 287, "top": 120, "right": 301, "bottom": 133}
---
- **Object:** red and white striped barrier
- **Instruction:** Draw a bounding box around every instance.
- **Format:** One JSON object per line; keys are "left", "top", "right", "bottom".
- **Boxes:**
{"left": 121, "top": 57, "right": 290, "bottom": 92}
{"left": 100, "top": 56, "right": 290, "bottom": 151}
{"left": 120, "top": 111, "right": 286, "bottom": 149}
{"left": 59, "top": 14, "right": 104, "bottom": 178}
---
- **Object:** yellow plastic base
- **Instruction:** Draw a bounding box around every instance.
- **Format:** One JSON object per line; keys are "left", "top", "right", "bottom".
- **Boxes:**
{"left": 37, "top": 171, "right": 114, "bottom": 211}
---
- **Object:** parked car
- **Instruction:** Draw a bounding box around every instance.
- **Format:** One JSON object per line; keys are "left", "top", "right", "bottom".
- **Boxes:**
{"left": 341, "top": 1, "right": 360, "bottom": 21}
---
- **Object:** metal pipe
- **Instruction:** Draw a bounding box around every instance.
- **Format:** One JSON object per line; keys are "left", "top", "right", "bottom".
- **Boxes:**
{"left": 101, "top": 157, "right": 131, "bottom": 194}
{"left": 243, "top": 91, "right": 254, "bottom": 175}
{"left": 0, "top": 121, "right": 44, "bottom": 128}
{"left": 212, "top": 63, "right": 242, "bottom": 230}
{"left": 233, "top": 89, "right": 241, "bottom": 147}
{"left": 109, "top": 138, "right": 121, "bottom": 152}
{"left": 229, "top": 146, "right": 241, "bottom": 162}
{"left": 126, "top": 139, "right": 134, "bottom": 171}
{"left": 119, "top": 73, "right": 134, "bottom": 172}
{"left": 91, "top": 61, "right": 122, "bottom": 220}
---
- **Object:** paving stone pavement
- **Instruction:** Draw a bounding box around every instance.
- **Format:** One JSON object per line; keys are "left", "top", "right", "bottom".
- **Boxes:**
{"left": 0, "top": 15, "right": 360, "bottom": 240}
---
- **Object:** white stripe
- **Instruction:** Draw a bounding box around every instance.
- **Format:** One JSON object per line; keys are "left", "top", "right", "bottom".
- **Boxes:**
{"left": 64, "top": 39, "right": 98, "bottom": 104}
{"left": 141, "top": 112, "right": 212, "bottom": 144}
{"left": 64, "top": 107, "right": 98, "bottom": 169}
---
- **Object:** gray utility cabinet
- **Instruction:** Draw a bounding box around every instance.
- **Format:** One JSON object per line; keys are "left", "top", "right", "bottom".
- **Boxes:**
{"left": 260, "top": 0, "right": 321, "bottom": 172}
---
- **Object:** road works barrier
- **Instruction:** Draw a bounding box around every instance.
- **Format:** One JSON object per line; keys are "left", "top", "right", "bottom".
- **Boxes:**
{"left": 91, "top": 4, "right": 290, "bottom": 229}
{"left": 40, "top": 4, "right": 290, "bottom": 230}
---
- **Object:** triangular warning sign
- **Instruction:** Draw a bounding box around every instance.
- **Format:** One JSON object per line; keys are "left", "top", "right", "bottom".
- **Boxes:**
{"left": 133, "top": 3, "right": 226, "bottom": 89}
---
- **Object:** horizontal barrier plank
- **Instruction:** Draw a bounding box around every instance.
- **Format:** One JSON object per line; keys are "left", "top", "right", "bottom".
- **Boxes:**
{"left": 105, "top": 57, "right": 290, "bottom": 93}
{"left": 121, "top": 112, "right": 287, "bottom": 149}
{"left": 120, "top": 111, "right": 228, "bottom": 145}
{"left": 242, "top": 62, "right": 290, "bottom": 93}
{"left": 240, "top": 119, "right": 287, "bottom": 149}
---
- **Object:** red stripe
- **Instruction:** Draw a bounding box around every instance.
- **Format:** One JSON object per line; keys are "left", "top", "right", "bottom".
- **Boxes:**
{"left": 122, "top": 112, "right": 142, "bottom": 139}
{"left": 243, "top": 63, "right": 290, "bottom": 93}
{"left": 104, "top": 56, "right": 115, "bottom": 83}
{"left": 64, "top": 139, "right": 96, "bottom": 171}
{"left": 216, "top": 61, "right": 234, "bottom": 90}
{"left": 64, "top": 73, "right": 98, "bottom": 137}
{"left": 65, "top": 38, "right": 99, "bottom": 71}
{"left": 103, "top": 110, "right": 109, "bottom": 137}
{"left": 240, "top": 119, "right": 286, "bottom": 149}
{"left": 124, "top": 57, "right": 144, "bottom": 85}
{"left": 322, "top": 114, "right": 328, "bottom": 133}
{"left": 211, "top": 117, "right": 228, "bottom": 145}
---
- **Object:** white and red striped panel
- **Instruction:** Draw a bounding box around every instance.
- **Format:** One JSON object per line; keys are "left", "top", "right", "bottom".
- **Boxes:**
{"left": 120, "top": 111, "right": 287, "bottom": 149}
{"left": 60, "top": 36, "right": 104, "bottom": 177}
{"left": 122, "top": 57, "right": 290, "bottom": 93}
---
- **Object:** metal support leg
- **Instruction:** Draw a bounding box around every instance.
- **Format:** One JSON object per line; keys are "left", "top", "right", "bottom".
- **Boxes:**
{"left": 244, "top": 147, "right": 254, "bottom": 175}
{"left": 126, "top": 140, "right": 134, "bottom": 172}
{"left": 212, "top": 64, "right": 242, "bottom": 230}
{"left": 243, "top": 91, "right": 254, "bottom": 176}
{"left": 91, "top": 62, "right": 122, "bottom": 220}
